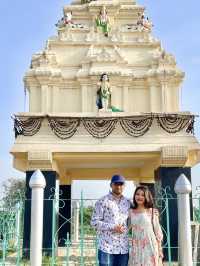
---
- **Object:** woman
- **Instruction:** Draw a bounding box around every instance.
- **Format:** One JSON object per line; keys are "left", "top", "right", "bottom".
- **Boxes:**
{"left": 96, "top": 73, "right": 111, "bottom": 111}
{"left": 95, "top": 6, "right": 110, "bottom": 37}
{"left": 129, "top": 186, "right": 163, "bottom": 266}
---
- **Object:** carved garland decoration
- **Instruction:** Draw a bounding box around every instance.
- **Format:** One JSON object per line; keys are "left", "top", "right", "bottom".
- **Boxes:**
{"left": 13, "top": 116, "right": 42, "bottom": 137}
{"left": 157, "top": 115, "right": 195, "bottom": 134}
{"left": 48, "top": 117, "right": 80, "bottom": 139}
{"left": 120, "top": 116, "right": 153, "bottom": 137}
{"left": 14, "top": 115, "right": 195, "bottom": 139}
{"left": 82, "top": 118, "right": 118, "bottom": 138}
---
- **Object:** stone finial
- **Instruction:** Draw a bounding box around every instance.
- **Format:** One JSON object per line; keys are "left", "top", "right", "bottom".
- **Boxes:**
{"left": 29, "top": 169, "right": 46, "bottom": 189}
{"left": 174, "top": 174, "right": 192, "bottom": 194}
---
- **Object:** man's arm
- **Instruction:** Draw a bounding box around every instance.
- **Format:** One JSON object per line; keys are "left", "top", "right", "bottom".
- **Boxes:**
{"left": 91, "top": 200, "right": 115, "bottom": 231}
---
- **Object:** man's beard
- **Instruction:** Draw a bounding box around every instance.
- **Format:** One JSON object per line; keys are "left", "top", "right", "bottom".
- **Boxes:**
{"left": 113, "top": 190, "right": 122, "bottom": 195}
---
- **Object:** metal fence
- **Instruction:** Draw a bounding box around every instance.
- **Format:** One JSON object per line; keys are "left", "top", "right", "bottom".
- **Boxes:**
{"left": 0, "top": 192, "right": 200, "bottom": 266}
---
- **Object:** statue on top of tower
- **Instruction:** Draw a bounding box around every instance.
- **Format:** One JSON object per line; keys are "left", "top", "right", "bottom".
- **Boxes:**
{"left": 137, "top": 12, "right": 153, "bottom": 31}
{"left": 95, "top": 6, "right": 110, "bottom": 37}
{"left": 55, "top": 12, "right": 73, "bottom": 28}
{"left": 65, "top": 12, "right": 73, "bottom": 25}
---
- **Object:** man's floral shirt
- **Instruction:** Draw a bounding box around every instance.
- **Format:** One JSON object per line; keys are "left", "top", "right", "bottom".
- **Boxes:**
{"left": 91, "top": 192, "right": 130, "bottom": 254}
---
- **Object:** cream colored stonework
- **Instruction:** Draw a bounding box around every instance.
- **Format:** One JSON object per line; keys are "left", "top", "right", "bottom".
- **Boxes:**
{"left": 24, "top": 1, "right": 184, "bottom": 114}
{"left": 11, "top": 0, "right": 200, "bottom": 183}
{"left": 161, "top": 146, "right": 188, "bottom": 166}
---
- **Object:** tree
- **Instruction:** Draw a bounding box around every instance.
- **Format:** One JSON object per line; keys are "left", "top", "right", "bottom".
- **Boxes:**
{"left": 1, "top": 178, "right": 26, "bottom": 207}
{"left": 80, "top": 206, "right": 95, "bottom": 235}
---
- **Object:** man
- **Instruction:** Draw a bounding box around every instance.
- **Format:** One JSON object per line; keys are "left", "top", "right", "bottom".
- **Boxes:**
{"left": 91, "top": 174, "right": 130, "bottom": 266}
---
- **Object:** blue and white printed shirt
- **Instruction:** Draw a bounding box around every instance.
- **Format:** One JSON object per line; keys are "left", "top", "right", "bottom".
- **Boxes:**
{"left": 91, "top": 192, "right": 130, "bottom": 254}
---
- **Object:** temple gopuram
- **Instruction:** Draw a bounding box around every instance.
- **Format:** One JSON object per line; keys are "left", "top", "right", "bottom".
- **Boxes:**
{"left": 11, "top": 0, "right": 200, "bottom": 260}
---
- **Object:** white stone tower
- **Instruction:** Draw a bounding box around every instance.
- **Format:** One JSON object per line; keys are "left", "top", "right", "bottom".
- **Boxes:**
{"left": 11, "top": 0, "right": 200, "bottom": 258}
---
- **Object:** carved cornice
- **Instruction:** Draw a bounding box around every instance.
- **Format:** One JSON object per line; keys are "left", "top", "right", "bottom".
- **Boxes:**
{"left": 28, "top": 151, "right": 53, "bottom": 170}
{"left": 161, "top": 146, "right": 188, "bottom": 166}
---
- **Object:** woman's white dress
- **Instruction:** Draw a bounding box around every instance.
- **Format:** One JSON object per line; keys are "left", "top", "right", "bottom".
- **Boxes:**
{"left": 129, "top": 208, "right": 163, "bottom": 266}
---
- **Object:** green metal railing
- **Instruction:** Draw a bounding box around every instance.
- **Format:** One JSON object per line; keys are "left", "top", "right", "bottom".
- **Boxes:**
{"left": 0, "top": 201, "right": 24, "bottom": 266}
{"left": 0, "top": 192, "right": 200, "bottom": 265}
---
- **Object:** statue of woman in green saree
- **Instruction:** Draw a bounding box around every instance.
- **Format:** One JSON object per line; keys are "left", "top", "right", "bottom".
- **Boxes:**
{"left": 96, "top": 73, "right": 112, "bottom": 111}
{"left": 95, "top": 6, "right": 110, "bottom": 37}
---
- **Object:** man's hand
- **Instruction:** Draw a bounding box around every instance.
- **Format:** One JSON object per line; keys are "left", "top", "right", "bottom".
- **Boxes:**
{"left": 112, "top": 225, "right": 125, "bottom": 234}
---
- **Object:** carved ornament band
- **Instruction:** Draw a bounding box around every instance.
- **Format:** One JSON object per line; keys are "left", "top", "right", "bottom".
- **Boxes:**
{"left": 13, "top": 114, "right": 195, "bottom": 139}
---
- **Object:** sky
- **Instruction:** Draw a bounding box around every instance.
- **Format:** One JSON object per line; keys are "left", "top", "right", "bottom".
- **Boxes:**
{"left": 0, "top": 0, "right": 200, "bottom": 199}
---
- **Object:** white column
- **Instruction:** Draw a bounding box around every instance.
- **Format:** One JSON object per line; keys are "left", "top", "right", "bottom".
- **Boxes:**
{"left": 170, "top": 85, "right": 179, "bottom": 112}
{"left": 15, "top": 202, "right": 21, "bottom": 247}
{"left": 29, "top": 86, "right": 41, "bottom": 112}
{"left": 52, "top": 86, "right": 60, "bottom": 113}
{"left": 161, "top": 82, "right": 167, "bottom": 112}
{"left": 29, "top": 170, "right": 46, "bottom": 266}
{"left": 73, "top": 201, "right": 80, "bottom": 242}
{"left": 41, "top": 85, "right": 49, "bottom": 113}
{"left": 111, "top": 85, "right": 118, "bottom": 110}
{"left": 81, "top": 85, "right": 88, "bottom": 112}
{"left": 149, "top": 84, "right": 161, "bottom": 112}
{"left": 174, "top": 174, "right": 193, "bottom": 266}
{"left": 123, "top": 86, "right": 129, "bottom": 112}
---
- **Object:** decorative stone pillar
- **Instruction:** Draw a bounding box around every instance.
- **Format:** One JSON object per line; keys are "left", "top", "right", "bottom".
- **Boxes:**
{"left": 29, "top": 86, "right": 41, "bottom": 112}
{"left": 29, "top": 170, "right": 46, "bottom": 266}
{"left": 41, "top": 84, "right": 49, "bottom": 113}
{"left": 154, "top": 166, "right": 191, "bottom": 261}
{"left": 168, "top": 81, "right": 180, "bottom": 112}
{"left": 111, "top": 85, "right": 121, "bottom": 110}
{"left": 15, "top": 202, "right": 21, "bottom": 248}
{"left": 23, "top": 170, "right": 58, "bottom": 256}
{"left": 52, "top": 86, "right": 60, "bottom": 112}
{"left": 149, "top": 82, "right": 161, "bottom": 112}
{"left": 174, "top": 174, "right": 193, "bottom": 266}
{"left": 123, "top": 86, "right": 129, "bottom": 112}
{"left": 161, "top": 80, "right": 167, "bottom": 112}
{"left": 81, "top": 85, "right": 88, "bottom": 112}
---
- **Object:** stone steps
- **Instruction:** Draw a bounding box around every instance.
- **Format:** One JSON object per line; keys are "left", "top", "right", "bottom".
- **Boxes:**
{"left": 0, "top": 254, "right": 179, "bottom": 266}
{"left": 0, "top": 244, "right": 179, "bottom": 266}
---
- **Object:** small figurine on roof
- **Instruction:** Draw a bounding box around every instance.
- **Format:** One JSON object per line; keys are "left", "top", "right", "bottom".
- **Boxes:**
{"left": 136, "top": 12, "right": 153, "bottom": 31}
{"left": 65, "top": 12, "right": 73, "bottom": 25}
{"left": 137, "top": 12, "right": 145, "bottom": 28}
{"left": 55, "top": 12, "right": 73, "bottom": 28}
{"left": 143, "top": 17, "right": 153, "bottom": 31}
{"left": 95, "top": 6, "right": 110, "bottom": 37}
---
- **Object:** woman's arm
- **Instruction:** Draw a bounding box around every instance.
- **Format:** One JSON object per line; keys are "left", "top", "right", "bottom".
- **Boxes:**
{"left": 153, "top": 209, "right": 163, "bottom": 258}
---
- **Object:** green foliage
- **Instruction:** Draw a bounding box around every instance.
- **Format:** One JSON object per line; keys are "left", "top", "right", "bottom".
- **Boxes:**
{"left": 80, "top": 206, "right": 96, "bottom": 235}
{"left": 42, "top": 256, "right": 62, "bottom": 265}
{"left": 20, "top": 258, "right": 29, "bottom": 265}
{"left": 1, "top": 178, "right": 26, "bottom": 207}
{"left": 194, "top": 206, "right": 200, "bottom": 223}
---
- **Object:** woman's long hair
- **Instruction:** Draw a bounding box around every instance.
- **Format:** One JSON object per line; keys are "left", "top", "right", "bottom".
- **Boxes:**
{"left": 132, "top": 186, "right": 154, "bottom": 209}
